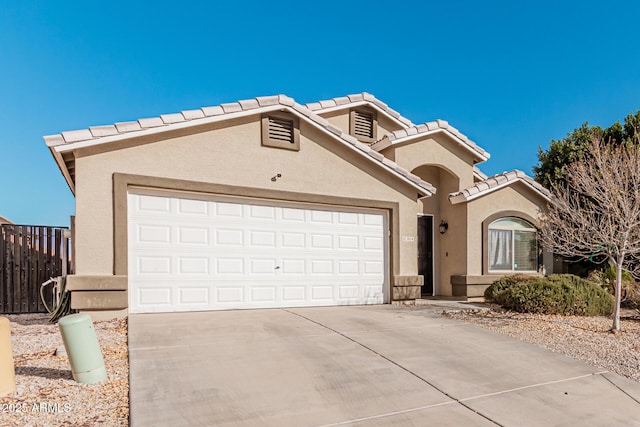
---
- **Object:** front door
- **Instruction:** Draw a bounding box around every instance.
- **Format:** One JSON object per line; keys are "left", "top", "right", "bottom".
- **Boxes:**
{"left": 418, "top": 216, "right": 434, "bottom": 296}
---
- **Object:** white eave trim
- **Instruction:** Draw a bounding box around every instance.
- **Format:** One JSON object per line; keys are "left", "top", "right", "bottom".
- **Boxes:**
{"left": 48, "top": 147, "right": 76, "bottom": 194}
{"left": 50, "top": 105, "right": 288, "bottom": 153}
{"left": 310, "top": 101, "right": 413, "bottom": 128}
{"left": 48, "top": 104, "right": 435, "bottom": 198}
{"left": 297, "top": 112, "right": 434, "bottom": 197}
{"left": 388, "top": 129, "right": 490, "bottom": 162}
{"left": 449, "top": 179, "right": 551, "bottom": 204}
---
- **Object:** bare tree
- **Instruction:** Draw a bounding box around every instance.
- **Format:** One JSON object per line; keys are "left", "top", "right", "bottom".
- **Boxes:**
{"left": 540, "top": 137, "right": 640, "bottom": 332}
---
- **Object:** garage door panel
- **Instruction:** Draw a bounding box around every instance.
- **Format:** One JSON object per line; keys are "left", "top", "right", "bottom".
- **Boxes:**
{"left": 128, "top": 192, "right": 387, "bottom": 313}
{"left": 177, "top": 198, "right": 209, "bottom": 215}
{"left": 137, "top": 256, "right": 172, "bottom": 275}
{"left": 178, "top": 257, "right": 209, "bottom": 275}
{"left": 215, "top": 202, "right": 243, "bottom": 217}
{"left": 177, "top": 227, "right": 209, "bottom": 245}
{"left": 282, "top": 286, "right": 306, "bottom": 302}
{"left": 178, "top": 286, "right": 210, "bottom": 305}
{"left": 216, "top": 258, "right": 245, "bottom": 274}
{"left": 138, "top": 287, "right": 171, "bottom": 307}
{"left": 216, "top": 287, "right": 243, "bottom": 303}
{"left": 250, "top": 230, "right": 276, "bottom": 247}
{"left": 136, "top": 194, "right": 171, "bottom": 213}
{"left": 250, "top": 258, "right": 277, "bottom": 275}
{"left": 281, "top": 208, "right": 305, "bottom": 222}
{"left": 215, "top": 228, "right": 244, "bottom": 245}
{"left": 137, "top": 225, "right": 171, "bottom": 244}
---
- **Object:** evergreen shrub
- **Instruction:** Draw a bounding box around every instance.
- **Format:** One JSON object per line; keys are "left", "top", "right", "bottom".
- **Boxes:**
{"left": 484, "top": 274, "right": 614, "bottom": 316}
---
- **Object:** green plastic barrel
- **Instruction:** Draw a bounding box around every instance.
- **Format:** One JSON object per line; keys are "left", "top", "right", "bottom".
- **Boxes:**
{"left": 58, "top": 313, "right": 107, "bottom": 384}
{"left": 0, "top": 317, "right": 15, "bottom": 396}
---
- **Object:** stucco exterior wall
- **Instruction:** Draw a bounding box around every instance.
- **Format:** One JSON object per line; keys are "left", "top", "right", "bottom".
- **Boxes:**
{"left": 414, "top": 166, "right": 465, "bottom": 296}
{"left": 322, "top": 110, "right": 405, "bottom": 140}
{"left": 465, "top": 184, "right": 547, "bottom": 276}
{"left": 381, "top": 136, "right": 476, "bottom": 192}
{"left": 73, "top": 115, "right": 421, "bottom": 279}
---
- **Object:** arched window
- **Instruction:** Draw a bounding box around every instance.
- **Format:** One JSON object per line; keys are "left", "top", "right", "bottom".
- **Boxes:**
{"left": 488, "top": 217, "right": 537, "bottom": 272}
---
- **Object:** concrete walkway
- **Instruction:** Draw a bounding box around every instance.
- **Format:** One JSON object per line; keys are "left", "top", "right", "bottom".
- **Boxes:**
{"left": 129, "top": 305, "right": 640, "bottom": 426}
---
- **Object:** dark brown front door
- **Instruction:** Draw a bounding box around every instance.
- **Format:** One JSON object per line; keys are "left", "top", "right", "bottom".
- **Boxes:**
{"left": 418, "top": 216, "right": 434, "bottom": 295}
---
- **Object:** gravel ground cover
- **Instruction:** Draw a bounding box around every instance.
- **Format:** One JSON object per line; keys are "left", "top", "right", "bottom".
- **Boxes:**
{"left": 2, "top": 307, "right": 639, "bottom": 426}
{"left": 0, "top": 314, "right": 128, "bottom": 427}
{"left": 445, "top": 308, "right": 640, "bottom": 382}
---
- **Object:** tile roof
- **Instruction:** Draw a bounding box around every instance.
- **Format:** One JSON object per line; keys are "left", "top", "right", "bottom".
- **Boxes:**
{"left": 448, "top": 170, "right": 551, "bottom": 204}
{"left": 305, "top": 92, "right": 414, "bottom": 128}
{"left": 371, "top": 120, "right": 490, "bottom": 162}
{"left": 45, "top": 95, "right": 436, "bottom": 197}
{"left": 473, "top": 166, "right": 488, "bottom": 181}
{"left": 0, "top": 216, "right": 13, "bottom": 225}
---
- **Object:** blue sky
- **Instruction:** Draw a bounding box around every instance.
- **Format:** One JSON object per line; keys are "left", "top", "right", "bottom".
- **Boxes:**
{"left": 2, "top": 0, "right": 640, "bottom": 226}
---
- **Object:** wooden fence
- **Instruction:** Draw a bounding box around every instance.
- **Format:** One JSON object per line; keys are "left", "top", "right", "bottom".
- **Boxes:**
{"left": 0, "top": 224, "right": 71, "bottom": 314}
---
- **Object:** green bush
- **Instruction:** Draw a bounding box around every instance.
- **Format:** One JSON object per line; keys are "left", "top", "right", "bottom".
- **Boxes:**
{"left": 484, "top": 274, "right": 535, "bottom": 302}
{"left": 484, "top": 274, "right": 614, "bottom": 316}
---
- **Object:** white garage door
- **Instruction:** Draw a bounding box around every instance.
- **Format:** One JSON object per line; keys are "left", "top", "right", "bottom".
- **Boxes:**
{"left": 127, "top": 190, "right": 387, "bottom": 313}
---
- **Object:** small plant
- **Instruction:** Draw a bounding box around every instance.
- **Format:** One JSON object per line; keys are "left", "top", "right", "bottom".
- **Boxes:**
{"left": 588, "top": 267, "right": 640, "bottom": 310}
{"left": 484, "top": 274, "right": 614, "bottom": 316}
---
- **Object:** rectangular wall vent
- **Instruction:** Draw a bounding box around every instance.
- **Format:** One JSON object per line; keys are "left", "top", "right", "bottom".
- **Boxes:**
{"left": 268, "top": 117, "right": 294, "bottom": 144}
{"left": 350, "top": 109, "right": 377, "bottom": 143}
{"left": 261, "top": 114, "right": 300, "bottom": 151}
{"left": 353, "top": 111, "right": 374, "bottom": 139}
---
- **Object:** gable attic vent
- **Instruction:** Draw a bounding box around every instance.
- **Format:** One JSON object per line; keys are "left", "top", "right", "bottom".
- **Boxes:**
{"left": 268, "top": 117, "right": 294, "bottom": 143}
{"left": 261, "top": 113, "right": 300, "bottom": 151}
{"left": 350, "top": 109, "right": 377, "bottom": 143}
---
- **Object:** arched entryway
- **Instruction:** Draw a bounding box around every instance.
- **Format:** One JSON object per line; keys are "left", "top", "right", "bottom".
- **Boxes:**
{"left": 411, "top": 164, "right": 461, "bottom": 296}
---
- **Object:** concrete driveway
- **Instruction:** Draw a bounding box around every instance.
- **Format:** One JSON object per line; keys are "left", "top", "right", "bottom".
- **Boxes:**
{"left": 129, "top": 305, "right": 640, "bottom": 426}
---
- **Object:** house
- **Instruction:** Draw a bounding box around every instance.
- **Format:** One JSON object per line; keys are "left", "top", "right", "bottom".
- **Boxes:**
{"left": 0, "top": 216, "right": 12, "bottom": 225}
{"left": 45, "top": 93, "right": 552, "bottom": 319}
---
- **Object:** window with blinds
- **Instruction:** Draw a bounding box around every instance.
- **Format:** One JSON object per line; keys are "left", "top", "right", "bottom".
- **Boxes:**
{"left": 261, "top": 113, "right": 300, "bottom": 151}
{"left": 488, "top": 217, "right": 538, "bottom": 272}
{"left": 514, "top": 230, "right": 537, "bottom": 271}
{"left": 349, "top": 109, "right": 377, "bottom": 143}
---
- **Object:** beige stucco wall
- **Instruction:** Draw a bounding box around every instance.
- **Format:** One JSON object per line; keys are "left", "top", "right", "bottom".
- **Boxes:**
{"left": 73, "top": 115, "right": 421, "bottom": 280}
{"left": 465, "top": 184, "right": 547, "bottom": 276}
{"left": 381, "top": 135, "right": 476, "bottom": 192}
{"left": 321, "top": 110, "right": 405, "bottom": 140}
{"left": 413, "top": 166, "right": 466, "bottom": 295}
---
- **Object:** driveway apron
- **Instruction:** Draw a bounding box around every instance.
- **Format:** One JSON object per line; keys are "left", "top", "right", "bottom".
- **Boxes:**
{"left": 128, "top": 305, "right": 640, "bottom": 426}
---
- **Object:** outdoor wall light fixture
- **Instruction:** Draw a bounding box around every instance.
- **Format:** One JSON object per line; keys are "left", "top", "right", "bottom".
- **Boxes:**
{"left": 439, "top": 220, "right": 449, "bottom": 234}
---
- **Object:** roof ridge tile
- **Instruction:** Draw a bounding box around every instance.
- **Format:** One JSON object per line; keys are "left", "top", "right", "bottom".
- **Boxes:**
{"left": 138, "top": 117, "right": 165, "bottom": 128}
{"left": 201, "top": 105, "right": 225, "bottom": 116}
{"left": 160, "top": 113, "right": 186, "bottom": 124}
{"left": 238, "top": 99, "right": 260, "bottom": 110}
{"left": 62, "top": 129, "right": 93, "bottom": 143}
{"left": 89, "top": 125, "right": 119, "bottom": 137}
{"left": 115, "top": 121, "right": 142, "bottom": 133}
{"left": 181, "top": 109, "right": 205, "bottom": 120}
{"left": 450, "top": 169, "right": 551, "bottom": 203}
{"left": 220, "top": 102, "right": 242, "bottom": 114}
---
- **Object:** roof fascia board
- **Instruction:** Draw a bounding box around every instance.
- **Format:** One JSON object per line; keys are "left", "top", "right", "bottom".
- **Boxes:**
{"left": 389, "top": 129, "right": 490, "bottom": 162}
{"left": 297, "top": 113, "right": 433, "bottom": 197}
{"left": 48, "top": 147, "right": 76, "bottom": 194}
{"left": 51, "top": 105, "right": 287, "bottom": 153}
{"left": 49, "top": 104, "right": 434, "bottom": 198}
{"left": 449, "top": 179, "right": 550, "bottom": 204}
{"left": 311, "top": 101, "right": 413, "bottom": 128}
